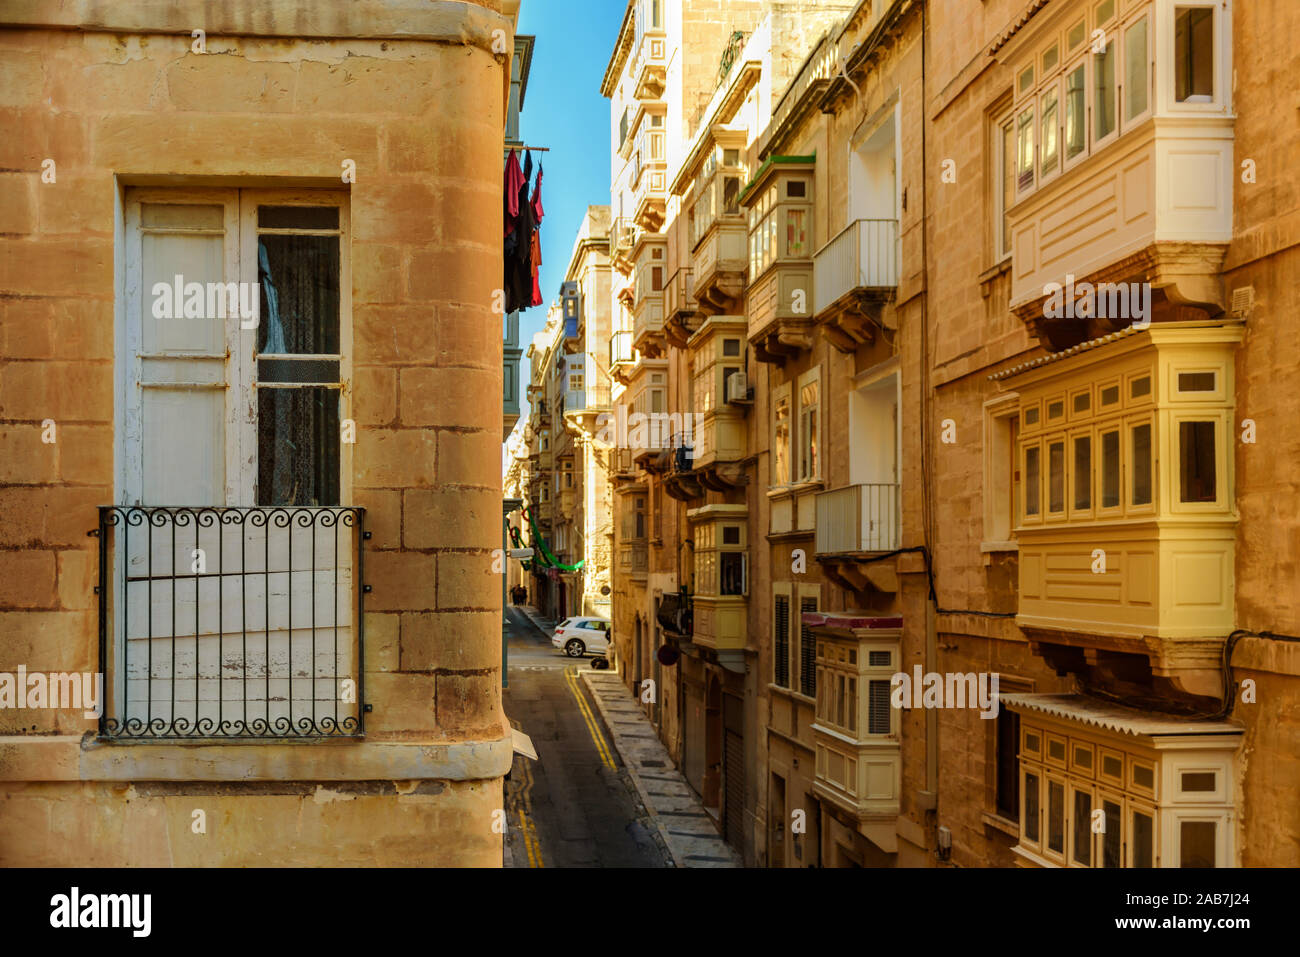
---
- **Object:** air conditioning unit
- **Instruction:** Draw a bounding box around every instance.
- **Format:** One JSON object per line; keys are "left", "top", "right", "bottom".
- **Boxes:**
{"left": 725, "top": 372, "right": 753, "bottom": 405}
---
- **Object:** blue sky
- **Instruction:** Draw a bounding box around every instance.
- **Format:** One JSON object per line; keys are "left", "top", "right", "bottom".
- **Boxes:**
{"left": 513, "top": 0, "right": 625, "bottom": 359}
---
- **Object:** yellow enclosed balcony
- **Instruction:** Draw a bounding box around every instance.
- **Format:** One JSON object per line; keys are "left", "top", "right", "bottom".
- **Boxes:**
{"left": 630, "top": 2, "right": 666, "bottom": 101}
{"left": 631, "top": 234, "right": 667, "bottom": 357}
{"left": 684, "top": 316, "right": 748, "bottom": 490}
{"left": 994, "top": 0, "right": 1236, "bottom": 350}
{"left": 804, "top": 613, "right": 903, "bottom": 849}
{"left": 662, "top": 266, "right": 700, "bottom": 348}
{"left": 688, "top": 144, "right": 748, "bottom": 315}
{"left": 631, "top": 121, "right": 667, "bottom": 231}
{"left": 687, "top": 504, "right": 749, "bottom": 671}
{"left": 610, "top": 216, "right": 638, "bottom": 275}
{"left": 992, "top": 320, "right": 1244, "bottom": 700}
{"left": 740, "top": 156, "right": 816, "bottom": 364}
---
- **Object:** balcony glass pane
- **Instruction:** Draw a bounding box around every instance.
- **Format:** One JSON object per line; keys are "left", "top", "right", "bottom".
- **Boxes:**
{"left": 1048, "top": 441, "right": 1065, "bottom": 513}
{"left": 786, "top": 209, "right": 807, "bottom": 257}
{"left": 1016, "top": 107, "right": 1035, "bottom": 191}
{"left": 1125, "top": 17, "right": 1149, "bottom": 120}
{"left": 1074, "top": 435, "right": 1092, "bottom": 509}
{"left": 1131, "top": 423, "right": 1152, "bottom": 506}
{"left": 1094, "top": 39, "right": 1116, "bottom": 140}
{"left": 1180, "top": 821, "right": 1217, "bottom": 867}
{"left": 1179, "top": 420, "right": 1217, "bottom": 502}
{"left": 1132, "top": 810, "right": 1154, "bottom": 867}
{"left": 1040, "top": 88, "right": 1059, "bottom": 176}
{"left": 257, "top": 386, "right": 340, "bottom": 506}
{"left": 1101, "top": 430, "right": 1120, "bottom": 507}
{"left": 1025, "top": 446, "right": 1041, "bottom": 516}
{"left": 1073, "top": 790, "right": 1092, "bottom": 865}
{"left": 1175, "top": 7, "right": 1215, "bottom": 102}
{"left": 1065, "top": 64, "right": 1086, "bottom": 159}
{"left": 1102, "top": 799, "right": 1122, "bottom": 867}
{"left": 1024, "top": 772, "right": 1040, "bottom": 842}
{"left": 1048, "top": 780, "right": 1065, "bottom": 853}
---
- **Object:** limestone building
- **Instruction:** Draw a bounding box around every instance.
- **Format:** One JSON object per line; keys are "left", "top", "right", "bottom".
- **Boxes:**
{"left": 0, "top": 0, "right": 530, "bottom": 866}
{"left": 597, "top": 0, "right": 1300, "bottom": 868}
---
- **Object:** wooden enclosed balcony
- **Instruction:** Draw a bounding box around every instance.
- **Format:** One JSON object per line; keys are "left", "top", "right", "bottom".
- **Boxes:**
{"left": 663, "top": 266, "right": 700, "bottom": 348}
{"left": 691, "top": 220, "right": 747, "bottom": 316}
{"left": 805, "top": 613, "right": 903, "bottom": 847}
{"left": 813, "top": 218, "right": 898, "bottom": 351}
{"left": 631, "top": 25, "right": 666, "bottom": 101}
{"left": 631, "top": 125, "right": 667, "bottom": 231}
{"left": 610, "top": 217, "right": 638, "bottom": 275}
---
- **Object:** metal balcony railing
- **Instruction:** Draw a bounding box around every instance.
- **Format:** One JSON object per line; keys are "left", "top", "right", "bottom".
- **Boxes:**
{"left": 664, "top": 266, "right": 696, "bottom": 319}
{"left": 813, "top": 218, "right": 899, "bottom": 313}
{"left": 814, "top": 483, "right": 900, "bottom": 554}
{"left": 95, "top": 505, "right": 365, "bottom": 740}
{"left": 610, "top": 329, "right": 635, "bottom": 365}
{"left": 563, "top": 383, "right": 612, "bottom": 413}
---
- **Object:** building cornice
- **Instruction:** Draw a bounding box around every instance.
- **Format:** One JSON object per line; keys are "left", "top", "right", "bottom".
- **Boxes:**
{"left": 1, "top": 0, "right": 512, "bottom": 52}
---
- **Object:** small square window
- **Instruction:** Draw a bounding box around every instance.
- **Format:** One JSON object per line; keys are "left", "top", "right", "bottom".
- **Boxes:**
{"left": 1024, "top": 406, "right": 1040, "bottom": 426}
{"left": 1047, "top": 399, "right": 1064, "bottom": 419}
{"left": 723, "top": 338, "right": 741, "bottom": 356}
{"left": 1181, "top": 771, "right": 1217, "bottom": 793}
{"left": 1178, "top": 371, "right": 1216, "bottom": 392}
{"left": 1067, "top": 20, "right": 1086, "bottom": 51}
{"left": 786, "top": 180, "right": 807, "bottom": 198}
{"left": 1042, "top": 43, "right": 1059, "bottom": 73}
{"left": 1130, "top": 376, "right": 1151, "bottom": 399}
{"left": 1019, "top": 65, "right": 1035, "bottom": 94}
{"left": 1100, "top": 384, "right": 1120, "bottom": 406}
{"left": 722, "top": 525, "right": 740, "bottom": 545}
{"left": 1072, "top": 392, "right": 1090, "bottom": 414}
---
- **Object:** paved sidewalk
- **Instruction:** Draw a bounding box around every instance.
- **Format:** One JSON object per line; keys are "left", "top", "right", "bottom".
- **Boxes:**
{"left": 516, "top": 603, "right": 557, "bottom": 634}
{"left": 581, "top": 669, "right": 741, "bottom": 868}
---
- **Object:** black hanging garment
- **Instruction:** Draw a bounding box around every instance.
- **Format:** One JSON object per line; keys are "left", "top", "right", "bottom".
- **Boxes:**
{"left": 504, "top": 151, "right": 535, "bottom": 313}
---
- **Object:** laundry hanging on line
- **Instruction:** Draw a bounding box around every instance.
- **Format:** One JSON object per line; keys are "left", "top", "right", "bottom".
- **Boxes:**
{"left": 504, "top": 149, "right": 544, "bottom": 313}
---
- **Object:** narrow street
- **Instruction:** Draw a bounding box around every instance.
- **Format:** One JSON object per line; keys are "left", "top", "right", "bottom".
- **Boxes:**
{"left": 502, "top": 606, "right": 670, "bottom": 868}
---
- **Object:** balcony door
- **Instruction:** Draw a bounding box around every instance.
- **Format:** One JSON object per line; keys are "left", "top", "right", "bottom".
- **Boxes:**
{"left": 848, "top": 107, "right": 901, "bottom": 286}
{"left": 110, "top": 188, "right": 356, "bottom": 737}
{"left": 848, "top": 366, "right": 900, "bottom": 551}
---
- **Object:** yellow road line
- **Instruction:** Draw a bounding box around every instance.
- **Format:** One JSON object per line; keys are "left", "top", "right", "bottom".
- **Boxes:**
{"left": 506, "top": 718, "right": 544, "bottom": 867}
{"left": 565, "top": 666, "right": 616, "bottom": 770}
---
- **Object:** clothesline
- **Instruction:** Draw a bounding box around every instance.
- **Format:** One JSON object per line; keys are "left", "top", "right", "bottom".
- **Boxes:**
{"left": 504, "top": 145, "right": 550, "bottom": 153}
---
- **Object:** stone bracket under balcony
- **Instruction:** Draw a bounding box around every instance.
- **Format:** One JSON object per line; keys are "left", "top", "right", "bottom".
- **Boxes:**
{"left": 814, "top": 483, "right": 902, "bottom": 594}
{"left": 1013, "top": 242, "right": 1230, "bottom": 352}
{"left": 752, "top": 316, "right": 817, "bottom": 364}
{"left": 1024, "top": 626, "right": 1226, "bottom": 706}
{"left": 813, "top": 218, "right": 899, "bottom": 353}
{"left": 817, "top": 555, "right": 899, "bottom": 595}
{"left": 664, "top": 310, "right": 702, "bottom": 349}
{"left": 819, "top": 293, "right": 892, "bottom": 354}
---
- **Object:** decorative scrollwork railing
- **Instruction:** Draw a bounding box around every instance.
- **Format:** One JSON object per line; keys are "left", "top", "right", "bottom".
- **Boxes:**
{"left": 94, "top": 505, "right": 366, "bottom": 740}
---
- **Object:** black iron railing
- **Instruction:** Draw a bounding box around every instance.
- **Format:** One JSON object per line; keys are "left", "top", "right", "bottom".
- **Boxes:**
{"left": 94, "top": 506, "right": 366, "bottom": 740}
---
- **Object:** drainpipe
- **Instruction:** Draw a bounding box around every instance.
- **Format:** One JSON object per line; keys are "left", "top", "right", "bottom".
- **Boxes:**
{"left": 919, "top": 0, "right": 940, "bottom": 828}
{"left": 503, "top": 497, "right": 523, "bottom": 689}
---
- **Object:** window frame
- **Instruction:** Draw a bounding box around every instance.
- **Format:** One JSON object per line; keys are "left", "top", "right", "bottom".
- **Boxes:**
{"left": 121, "top": 186, "right": 353, "bottom": 509}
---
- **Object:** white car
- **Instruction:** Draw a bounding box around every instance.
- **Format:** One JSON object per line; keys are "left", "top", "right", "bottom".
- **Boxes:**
{"left": 551, "top": 616, "right": 611, "bottom": 659}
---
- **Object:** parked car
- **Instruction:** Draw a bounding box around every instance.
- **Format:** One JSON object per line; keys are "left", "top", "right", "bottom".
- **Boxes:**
{"left": 551, "top": 616, "right": 611, "bottom": 660}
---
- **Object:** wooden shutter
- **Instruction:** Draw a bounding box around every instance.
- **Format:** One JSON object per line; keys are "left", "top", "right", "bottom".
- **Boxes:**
{"left": 799, "top": 596, "right": 817, "bottom": 697}
{"left": 774, "top": 594, "right": 790, "bottom": 687}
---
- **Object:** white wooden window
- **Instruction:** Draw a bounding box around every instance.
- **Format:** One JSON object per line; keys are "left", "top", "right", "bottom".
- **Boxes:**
{"left": 796, "top": 367, "right": 821, "bottom": 483}
{"left": 121, "top": 188, "right": 352, "bottom": 508}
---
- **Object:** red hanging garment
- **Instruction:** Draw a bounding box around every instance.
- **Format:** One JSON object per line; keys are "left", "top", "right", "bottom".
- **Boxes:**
{"left": 504, "top": 149, "right": 524, "bottom": 237}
